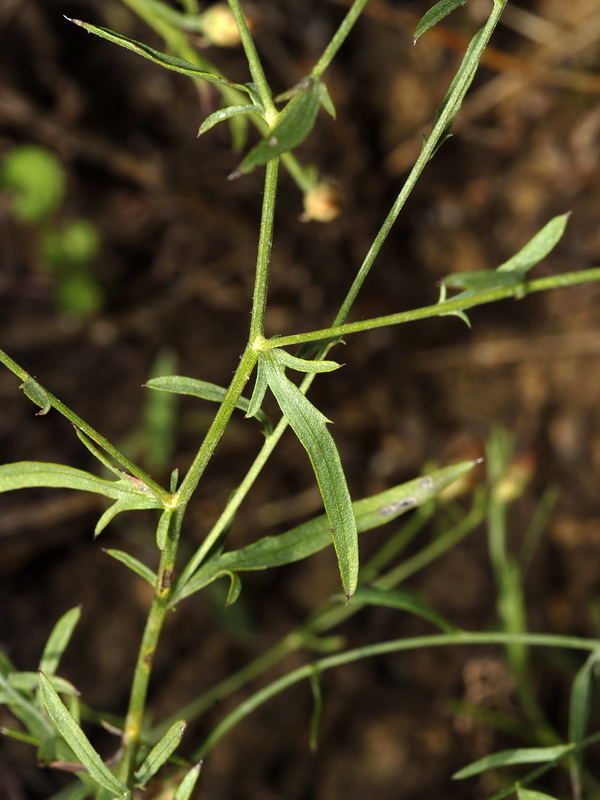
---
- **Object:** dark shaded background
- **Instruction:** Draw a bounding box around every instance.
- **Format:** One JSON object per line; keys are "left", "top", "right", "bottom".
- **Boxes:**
{"left": 1, "top": 0, "right": 600, "bottom": 798}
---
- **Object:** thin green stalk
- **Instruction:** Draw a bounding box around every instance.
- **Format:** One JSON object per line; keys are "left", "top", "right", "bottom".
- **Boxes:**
{"left": 227, "top": 0, "right": 277, "bottom": 119}
{"left": 262, "top": 268, "right": 600, "bottom": 349}
{"left": 118, "top": 507, "right": 184, "bottom": 783}
{"left": 0, "top": 348, "right": 169, "bottom": 504}
{"left": 195, "top": 631, "right": 600, "bottom": 759}
{"left": 249, "top": 158, "right": 279, "bottom": 342}
{"left": 157, "top": 499, "right": 483, "bottom": 738}
{"left": 311, "top": 0, "right": 371, "bottom": 78}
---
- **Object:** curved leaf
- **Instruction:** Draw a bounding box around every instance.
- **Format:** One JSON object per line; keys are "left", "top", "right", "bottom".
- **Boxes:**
{"left": 135, "top": 720, "right": 186, "bottom": 787}
{"left": 453, "top": 744, "right": 572, "bottom": 780}
{"left": 19, "top": 378, "right": 51, "bottom": 415}
{"left": 104, "top": 549, "right": 157, "bottom": 586}
{"left": 414, "top": 0, "right": 473, "bottom": 42}
{"left": 38, "top": 672, "right": 129, "bottom": 797}
{"left": 175, "top": 460, "right": 476, "bottom": 604}
{"left": 497, "top": 213, "right": 570, "bottom": 273}
{"left": 39, "top": 607, "right": 81, "bottom": 677}
{"left": 146, "top": 375, "right": 272, "bottom": 434}
{"left": 198, "top": 104, "right": 262, "bottom": 136}
{"left": 65, "top": 18, "right": 249, "bottom": 94}
{"left": 351, "top": 587, "right": 457, "bottom": 632}
{"left": 263, "top": 351, "right": 358, "bottom": 598}
{"left": 173, "top": 763, "right": 202, "bottom": 800}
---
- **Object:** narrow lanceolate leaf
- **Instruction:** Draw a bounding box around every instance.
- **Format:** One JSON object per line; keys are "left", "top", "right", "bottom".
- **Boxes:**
{"left": 198, "top": 105, "right": 262, "bottom": 137}
{"left": 517, "top": 789, "right": 562, "bottom": 800}
{"left": 453, "top": 744, "right": 573, "bottom": 780}
{"left": 135, "top": 720, "right": 186, "bottom": 787}
{"left": 9, "top": 672, "right": 78, "bottom": 696}
{"left": 173, "top": 460, "right": 476, "bottom": 603}
{"left": 104, "top": 549, "right": 157, "bottom": 586}
{"left": 351, "top": 587, "right": 457, "bottom": 633}
{"left": 496, "top": 213, "right": 570, "bottom": 273}
{"left": 273, "top": 349, "right": 341, "bottom": 374}
{"left": 65, "top": 19, "right": 249, "bottom": 93}
{"left": 233, "top": 77, "right": 323, "bottom": 176}
{"left": 568, "top": 651, "right": 600, "bottom": 795}
{"left": 263, "top": 352, "right": 358, "bottom": 598}
{"left": 414, "top": 0, "right": 473, "bottom": 42}
{"left": 39, "top": 607, "right": 81, "bottom": 677}
{"left": 38, "top": 672, "right": 129, "bottom": 798}
{"left": 173, "top": 762, "right": 202, "bottom": 800}
{"left": 146, "top": 375, "right": 272, "bottom": 434}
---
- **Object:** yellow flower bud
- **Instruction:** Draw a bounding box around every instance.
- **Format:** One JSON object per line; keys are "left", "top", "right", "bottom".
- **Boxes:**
{"left": 301, "top": 182, "right": 343, "bottom": 223}
{"left": 201, "top": 4, "right": 245, "bottom": 48}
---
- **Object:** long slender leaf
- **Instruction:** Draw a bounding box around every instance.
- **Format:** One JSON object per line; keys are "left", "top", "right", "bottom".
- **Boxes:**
{"left": 414, "top": 0, "right": 473, "bottom": 42}
{"left": 39, "top": 607, "right": 81, "bottom": 677}
{"left": 135, "top": 720, "right": 186, "bottom": 786}
{"left": 453, "top": 744, "right": 573, "bottom": 780}
{"left": 65, "top": 18, "right": 249, "bottom": 93}
{"left": 38, "top": 672, "right": 129, "bottom": 798}
{"left": 198, "top": 104, "right": 261, "bottom": 136}
{"left": 568, "top": 651, "right": 600, "bottom": 796}
{"left": 263, "top": 351, "right": 358, "bottom": 598}
{"left": 146, "top": 375, "right": 272, "bottom": 434}
{"left": 104, "top": 549, "right": 157, "bottom": 586}
{"left": 9, "top": 673, "right": 78, "bottom": 696}
{"left": 517, "top": 790, "right": 561, "bottom": 800}
{"left": 174, "top": 460, "right": 476, "bottom": 603}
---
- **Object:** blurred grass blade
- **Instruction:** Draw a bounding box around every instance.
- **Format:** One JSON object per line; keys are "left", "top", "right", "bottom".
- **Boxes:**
{"left": 517, "top": 790, "right": 561, "bottom": 800}
{"left": 263, "top": 352, "right": 358, "bottom": 598}
{"left": 174, "top": 460, "right": 476, "bottom": 603}
{"left": 173, "top": 762, "right": 202, "bottom": 800}
{"left": 39, "top": 607, "right": 81, "bottom": 677}
{"left": 308, "top": 669, "right": 322, "bottom": 752}
{"left": 134, "top": 720, "right": 186, "bottom": 786}
{"left": 65, "top": 18, "right": 249, "bottom": 93}
{"left": 9, "top": 672, "right": 77, "bottom": 696}
{"left": 38, "top": 672, "right": 129, "bottom": 797}
{"left": 414, "top": 0, "right": 472, "bottom": 42}
{"left": 453, "top": 744, "right": 572, "bottom": 780}
{"left": 497, "top": 213, "right": 570, "bottom": 273}
{"left": 352, "top": 587, "right": 458, "bottom": 633}
{"left": 234, "top": 77, "right": 323, "bottom": 176}
{"left": 104, "top": 549, "right": 157, "bottom": 586}
{"left": 146, "top": 375, "right": 272, "bottom": 434}
{"left": 568, "top": 652, "right": 600, "bottom": 797}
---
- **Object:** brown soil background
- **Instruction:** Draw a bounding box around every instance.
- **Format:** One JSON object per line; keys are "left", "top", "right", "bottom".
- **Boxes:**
{"left": 1, "top": 1, "right": 600, "bottom": 798}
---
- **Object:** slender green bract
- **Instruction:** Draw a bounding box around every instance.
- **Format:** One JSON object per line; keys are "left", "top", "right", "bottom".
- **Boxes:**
{"left": 414, "top": 0, "right": 475, "bottom": 42}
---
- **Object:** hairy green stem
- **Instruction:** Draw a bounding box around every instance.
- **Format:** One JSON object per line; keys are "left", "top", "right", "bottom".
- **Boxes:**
{"left": 118, "top": 507, "right": 184, "bottom": 783}
{"left": 196, "top": 631, "right": 600, "bottom": 759}
{"left": 227, "top": 0, "right": 277, "bottom": 119}
{"left": 249, "top": 158, "right": 279, "bottom": 341}
{"left": 262, "top": 269, "right": 600, "bottom": 349}
{"left": 311, "top": 0, "right": 370, "bottom": 77}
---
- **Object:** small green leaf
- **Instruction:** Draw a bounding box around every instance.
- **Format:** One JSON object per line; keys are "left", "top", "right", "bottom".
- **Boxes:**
{"left": 245, "top": 356, "right": 268, "bottom": 421}
{"left": 65, "top": 18, "right": 249, "bottom": 94}
{"left": 146, "top": 375, "right": 272, "bottom": 434}
{"left": 351, "top": 587, "right": 457, "bottom": 632}
{"left": 272, "top": 349, "right": 341, "bottom": 374}
{"left": 38, "top": 672, "right": 129, "bottom": 797}
{"left": 263, "top": 352, "right": 358, "bottom": 598}
{"left": 173, "top": 762, "right": 202, "bottom": 800}
{"left": 496, "top": 213, "right": 570, "bottom": 273}
{"left": 135, "top": 720, "right": 186, "bottom": 787}
{"left": 156, "top": 509, "right": 173, "bottom": 551}
{"left": 198, "top": 104, "right": 262, "bottom": 136}
{"left": 174, "top": 460, "right": 476, "bottom": 603}
{"left": 453, "top": 744, "right": 573, "bottom": 780}
{"left": 308, "top": 669, "right": 322, "bottom": 752}
{"left": 104, "top": 549, "right": 157, "bottom": 586}
{"left": 39, "top": 607, "right": 81, "bottom": 677}
{"left": 517, "top": 789, "right": 562, "bottom": 800}
{"left": 414, "top": 0, "right": 473, "bottom": 42}
{"left": 233, "top": 77, "right": 323, "bottom": 176}
{"left": 19, "top": 379, "right": 51, "bottom": 415}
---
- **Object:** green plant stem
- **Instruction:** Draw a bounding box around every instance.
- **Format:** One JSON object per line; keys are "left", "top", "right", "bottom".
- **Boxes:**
{"left": 195, "top": 631, "right": 600, "bottom": 759}
{"left": 227, "top": 0, "right": 277, "bottom": 119}
{"left": 262, "top": 268, "right": 600, "bottom": 349}
{"left": 249, "top": 158, "right": 279, "bottom": 341}
{"left": 118, "top": 507, "right": 184, "bottom": 783}
{"left": 0, "top": 348, "right": 169, "bottom": 504}
{"left": 311, "top": 0, "right": 370, "bottom": 77}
